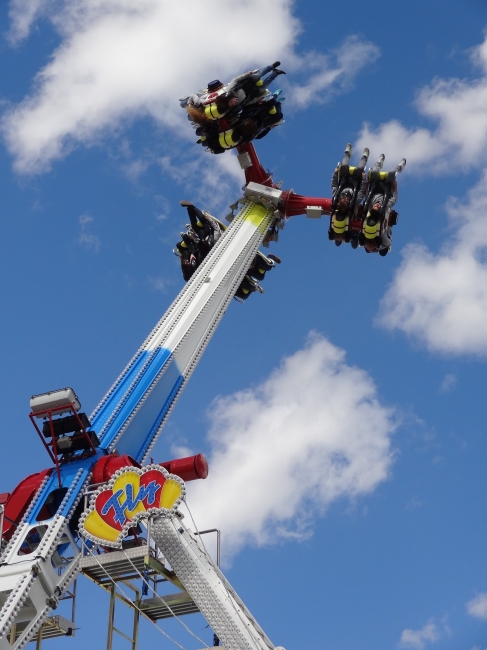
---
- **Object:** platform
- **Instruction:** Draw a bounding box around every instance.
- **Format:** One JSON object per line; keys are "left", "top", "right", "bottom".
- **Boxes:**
{"left": 13, "top": 615, "right": 74, "bottom": 642}
{"left": 80, "top": 544, "right": 152, "bottom": 585}
{"left": 139, "top": 592, "right": 199, "bottom": 620}
{"left": 80, "top": 543, "right": 199, "bottom": 622}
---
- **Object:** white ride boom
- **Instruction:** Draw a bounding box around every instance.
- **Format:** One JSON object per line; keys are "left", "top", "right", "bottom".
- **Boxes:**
{"left": 0, "top": 183, "right": 284, "bottom": 650}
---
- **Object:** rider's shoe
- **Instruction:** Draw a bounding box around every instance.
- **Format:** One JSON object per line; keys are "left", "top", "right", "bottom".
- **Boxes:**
{"left": 397, "top": 158, "right": 406, "bottom": 173}
{"left": 180, "top": 200, "right": 193, "bottom": 207}
{"left": 377, "top": 154, "right": 385, "bottom": 167}
{"left": 272, "top": 61, "right": 281, "bottom": 69}
{"left": 362, "top": 147, "right": 370, "bottom": 159}
{"left": 268, "top": 254, "right": 281, "bottom": 264}
{"left": 344, "top": 143, "right": 352, "bottom": 156}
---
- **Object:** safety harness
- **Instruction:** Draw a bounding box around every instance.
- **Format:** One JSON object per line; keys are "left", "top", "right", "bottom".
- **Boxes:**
{"left": 218, "top": 129, "right": 240, "bottom": 149}
{"left": 204, "top": 103, "right": 226, "bottom": 120}
{"left": 330, "top": 165, "right": 363, "bottom": 235}
{"left": 362, "top": 170, "right": 397, "bottom": 240}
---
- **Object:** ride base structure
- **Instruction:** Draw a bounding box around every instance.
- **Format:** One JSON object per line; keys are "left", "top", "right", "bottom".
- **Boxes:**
{"left": 0, "top": 143, "right": 333, "bottom": 650}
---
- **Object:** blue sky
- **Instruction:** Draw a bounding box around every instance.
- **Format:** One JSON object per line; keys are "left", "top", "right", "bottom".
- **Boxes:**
{"left": 1, "top": 1, "right": 487, "bottom": 649}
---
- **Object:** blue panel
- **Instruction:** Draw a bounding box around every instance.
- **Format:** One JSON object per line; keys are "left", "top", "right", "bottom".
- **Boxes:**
{"left": 99, "top": 347, "right": 172, "bottom": 453}
{"left": 92, "top": 350, "right": 147, "bottom": 438}
{"left": 114, "top": 357, "right": 184, "bottom": 462}
{"left": 25, "top": 456, "right": 98, "bottom": 526}
{"left": 134, "top": 373, "right": 184, "bottom": 463}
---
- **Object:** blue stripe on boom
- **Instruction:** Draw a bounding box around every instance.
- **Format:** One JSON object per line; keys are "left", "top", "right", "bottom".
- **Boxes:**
{"left": 114, "top": 357, "right": 184, "bottom": 462}
{"left": 99, "top": 347, "right": 173, "bottom": 454}
{"left": 92, "top": 350, "right": 147, "bottom": 437}
{"left": 26, "top": 463, "right": 92, "bottom": 525}
{"left": 135, "top": 374, "right": 184, "bottom": 463}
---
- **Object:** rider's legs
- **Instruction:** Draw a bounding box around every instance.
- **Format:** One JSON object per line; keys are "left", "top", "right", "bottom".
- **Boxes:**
{"left": 394, "top": 158, "right": 406, "bottom": 173}
{"left": 185, "top": 205, "right": 212, "bottom": 239}
{"left": 372, "top": 154, "right": 385, "bottom": 172}
{"left": 341, "top": 143, "right": 352, "bottom": 167}
{"left": 356, "top": 147, "right": 370, "bottom": 172}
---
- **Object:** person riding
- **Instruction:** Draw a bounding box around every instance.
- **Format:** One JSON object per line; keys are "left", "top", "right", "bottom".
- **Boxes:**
{"left": 175, "top": 232, "right": 200, "bottom": 282}
{"left": 200, "top": 119, "right": 260, "bottom": 154}
{"left": 329, "top": 144, "right": 369, "bottom": 246}
{"left": 175, "top": 201, "right": 226, "bottom": 281}
{"left": 180, "top": 79, "right": 224, "bottom": 110}
{"left": 183, "top": 62, "right": 285, "bottom": 125}
{"left": 361, "top": 155, "right": 406, "bottom": 256}
{"left": 194, "top": 90, "right": 285, "bottom": 146}
{"left": 227, "top": 63, "right": 285, "bottom": 108}
{"left": 247, "top": 252, "right": 281, "bottom": 283}
{"left": 179, "top": 200, "right": 223, "bottom": 255}
{"left": 235, "top": 275, "right": 264, "bottom": 302}
{"left": 186, "top": 91, "right": 240, "bottom": 125}
{"left": 235, "top": 251, "right": 282, "bottom": 301}
{"left": 240, "top": 94, "right": 284, "bottom": 140}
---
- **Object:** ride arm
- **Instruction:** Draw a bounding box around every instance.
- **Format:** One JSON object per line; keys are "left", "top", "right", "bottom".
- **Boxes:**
{"left": 236, "top": 144, "right": 333, "bottom": 217}
{"left": 151, "top": 515, "right": 277, "bottom": 650}
{"left": 0, "top": 181, "right": 282, "bottom": 648}
{"left": 89, "top": 189, "right": 281, "bottom": 464}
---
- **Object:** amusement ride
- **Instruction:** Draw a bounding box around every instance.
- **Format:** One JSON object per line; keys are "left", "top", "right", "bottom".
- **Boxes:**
{"left": 0, "top": 66, "right": 405, "bottom": 650}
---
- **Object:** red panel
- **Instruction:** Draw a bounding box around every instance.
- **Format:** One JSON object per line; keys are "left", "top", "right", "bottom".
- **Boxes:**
{"left": 237, "top": 143, "right": 274, "bottom": 187}
{"left": 235, "top": 144, "right": 333, "bottom": 219}
{"left": 0, "top": 493, "right": 10, "bottom": 506}
{"left": 159, "top": 453, "right": 209, "bottom": 481}
{"left": 89, "top": 453, "right": 208, "bottom": 488}
{"left": 280, "top": 191, "right": 332, "bottom": 218}
{"left": 90, "top": 454, "right": 140, "bottom": 485}
{"left": 193, "top": 453, "right": 209, "bottom": 479}
{"left": 2, "top": 469, "right": 52, "bottom": 540}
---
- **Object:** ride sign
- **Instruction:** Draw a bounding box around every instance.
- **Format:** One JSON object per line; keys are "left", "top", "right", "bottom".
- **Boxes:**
{"left": 79, "top": 465, "right": 185, "bottom": 547}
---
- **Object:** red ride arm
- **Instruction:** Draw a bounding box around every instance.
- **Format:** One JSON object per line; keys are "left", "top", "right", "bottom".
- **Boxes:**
{"left": 280, "top": 191, "right": 332, "bottom": 217}
{"left": 236, "top": 143, "right": 274, "bottom": 186}
{"left": 237, "top": 143, "right": 332, "bottom": 217}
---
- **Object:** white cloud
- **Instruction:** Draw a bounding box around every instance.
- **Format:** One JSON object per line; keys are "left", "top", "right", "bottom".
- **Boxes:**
{"left": 4, "top": 0, "right": 378, "bottom": 173}
{"left": 370, "top": 33, "right": 487, "bottom": 356}
{"left": 148, "top": 275, "right": 168, "bottom": 292}
{"left": 78, "top": 213, "right": 100, "bottom": 251}
{"left": 157, "top": 148, "right": 244, "bottom": 209}
{"left": 186, "top": 334, "right": 395, "bottom": 560}
{"left": 288, "top": 35, "right": 380, "bottom": 107}
{"left": 356, "top": 32, "right": 487, "bottom": 172}
{"left": 439, "top": 373, "right": 457, "bottom": 393}
{"left": 399, "top": 622, "right": 439, "bottom": 649}
{"left": 467, "top": 593, "right": 487, "bottom": 620}
{"left": 79, "top": 214, "right": 93, "bottom": 227}
{"left": 7, "top": 0, "right": 50, "bottom": 44}
{"left": 378, "top": 172, "right": 487, "bottom": 356}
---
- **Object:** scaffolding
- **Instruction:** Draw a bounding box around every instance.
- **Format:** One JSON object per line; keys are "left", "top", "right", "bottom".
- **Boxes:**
{"left": 78, "top": 526, "right": 221, "bottom": 649}
{"left": 10, "top": 581, "right": 77, "bottom": 649}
